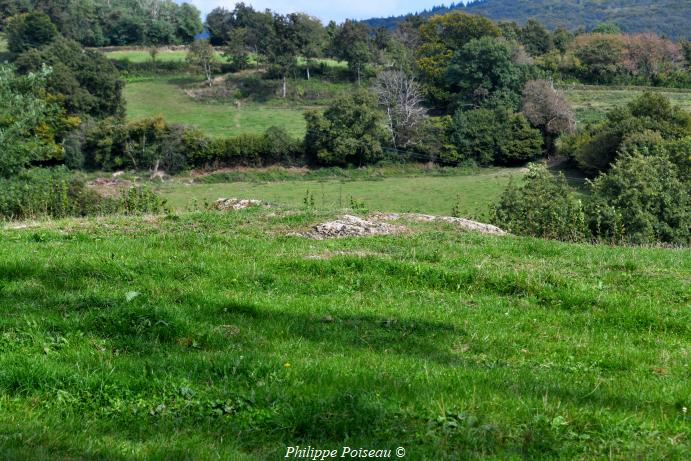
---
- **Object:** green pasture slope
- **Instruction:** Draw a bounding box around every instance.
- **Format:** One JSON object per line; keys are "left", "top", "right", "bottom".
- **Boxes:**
{"left": 159, "top": 167, "right": 522, "bottom": 220}
{"left": 123, "top": 74, "right": 351, "bottom": 138}
{"left": 0, "top": 209, "right": 689, "bottom": 459}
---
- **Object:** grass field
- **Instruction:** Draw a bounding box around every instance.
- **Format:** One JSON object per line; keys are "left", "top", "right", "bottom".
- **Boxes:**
{"left": 124, "top": 77, "right": 313, "bottom": 138}
{"left": 104, "top": 48, "right": 346, "bottom": 69}
{"left": 564, "top": 87, "right": 691, "bottom": 124}
{"left": 0, "top": 208, "right": 689, "bottom": 460}
{"left": 158, "top": 167, "right": 523, "bottom": 220}
{"left": 105, "top": 49, "right": 208, "bottom": 63}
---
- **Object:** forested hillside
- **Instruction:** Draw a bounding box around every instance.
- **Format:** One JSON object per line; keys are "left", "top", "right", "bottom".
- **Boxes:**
{"left": 364, "top": 0, "right": 691, "bottom": 39}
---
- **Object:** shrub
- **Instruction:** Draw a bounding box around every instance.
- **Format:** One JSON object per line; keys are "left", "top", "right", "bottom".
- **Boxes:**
{"left": 493, "top": 164, "right": 588, "bottom": 242}
{"left": 0, "top": 168, "right": 167, "bottom": 220}
{"left": 304, "top": 91, "right": 386, "bottom": 166}
{"left": 586, "top": 152, "right": 689, "bottom": 245}
{"left": 451, "top": 108, "right": 543, "bottom": 166}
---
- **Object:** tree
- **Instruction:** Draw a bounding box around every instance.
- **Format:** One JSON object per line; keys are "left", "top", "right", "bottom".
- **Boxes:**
{"left": 521, "top": 80, "right": 576, "bottom": 152}
{"left": 591, "top": 22, "right": 621, "bottom": 35}
{"left": 0, "top": 64, "right": 64, "bottom": 177}
{"left": 292, "top": 13, "right": 325, "bottom": 80}
{"left": 15, "top": 37, "right": 124, "bottom": 118}
{"left": 6, "top": 11, "right": 57, "bottom": 53}
{"left": 586, "top": 152, "right": 689, "bottom": 245}
{"left": 573, "top": 34, "right": 625, "bottom": 83}
{"left": 552, "top": 28, "right": 574, "bottom": 55}
{"left": 186, "top": 40, "right": 215, "bottom": 88}
{"left": 304, "top": 91, "right": 386, "bottom": 166}
{"left": 622, "top": 33, "right": 683, "bottom": 81}
{"left": 262, "top": 13, "right": 300, "bottom": 98}
{"left": 416, "top": 11, "right": 500, "bottom": 105}
{"left": 520, "top": 19, "right": 552, "bottom": 56}
{"left": 445, "top": 37, "right": 527, "bottom": 110}
{"left": 175, "top": 2, "right": 203, "bottom": 43}
{"left": 451, "top": 107, "right": 543, "bottom": 166}
{"left": 332, "top": 20, "right": 373, "bottom": 85}
{"left": 373, "top": 70, "right": 426, "bottom": 149}
{"left": 205, "top": 7, "right": 232, "bottom": 46}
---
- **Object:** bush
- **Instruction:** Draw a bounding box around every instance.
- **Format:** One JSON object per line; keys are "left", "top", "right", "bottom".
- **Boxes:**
{"left": 0, "top": 168, "right": 167, "bottom": 220}
{"left": 451, "top": 108, "right": 543, "bottom": 166}
{"left": 304, "top": 91, "right": 386, "bottom": 166}
{"left": 493, "top": 164, "right": 588, "bottom": 242}
{"left": 586, "top": 152, "right": 689, "bottom": 245}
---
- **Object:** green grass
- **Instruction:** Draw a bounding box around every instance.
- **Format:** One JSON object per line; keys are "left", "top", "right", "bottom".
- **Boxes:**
{"left": 157, "top": 167, "right": 523, "bottom": 220}
{"left": 124, "top": 76, "right": 313, "bottom": 138}
{"left": 0, "top": 208, "right": 689, "bottom": 460}
{"left": 564, "top": 86, "right": 691, "bottom": 124}
{"left": 104, "top": 49, "right": 229, "bottom": 63}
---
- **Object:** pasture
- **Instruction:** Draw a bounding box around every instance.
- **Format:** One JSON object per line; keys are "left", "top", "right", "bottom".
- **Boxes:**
{"left": 563, "top": 86, "right": 691, "bottom": 124}
{"left": 0, "top": 208, "right": 688, "bottom": 460}
{"left": 158, "top": 167, "right": 522, "bottom": 220}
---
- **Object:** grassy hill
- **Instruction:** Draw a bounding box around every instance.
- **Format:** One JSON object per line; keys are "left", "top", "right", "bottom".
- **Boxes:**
{"left": 364, "top": 0, "right": 691, "bottom": 39}
{"left": 0, "top": 208, "right": 689, "bottom": 459}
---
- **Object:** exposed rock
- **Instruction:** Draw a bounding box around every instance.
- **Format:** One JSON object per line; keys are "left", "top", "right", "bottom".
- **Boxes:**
{"left": 372, "top": 213, "right": 507, "bottom": 236}
{"left": 302, "top": 215, "right": 407, "bottom": 240}
{"left": 214, "top": 198, "right": 264, "bottom": 211}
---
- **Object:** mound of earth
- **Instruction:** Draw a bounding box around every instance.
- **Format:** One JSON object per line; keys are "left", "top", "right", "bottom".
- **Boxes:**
{"left": 372, "top": 213, "right": 507, "bottom": 235}
{"left": 301, "top": 215, "right": 407, "bottom": 240}
{"left": 214, "top": 198, "right": 264, "bottom": 211}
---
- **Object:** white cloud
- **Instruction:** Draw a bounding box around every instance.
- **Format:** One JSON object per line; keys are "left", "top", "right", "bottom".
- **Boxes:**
{"left": 183, "top": 1, "right": 455, "bottom": 23}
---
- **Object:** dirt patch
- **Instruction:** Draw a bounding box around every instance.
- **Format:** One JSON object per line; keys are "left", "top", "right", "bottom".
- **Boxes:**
{"left": 300, "top": 215, "right": 407, "bottom": 240}
{"left": 214, "top": 198, "right": 265, "bottom": 211}
{"left": 372, "top": 213, "right": 507, "bottom": 236}
{"left": 87, "top": 178, "right": 133, "bottom": 198}
{"left": 304, "top": 250, "right": 384, "bottom": 260}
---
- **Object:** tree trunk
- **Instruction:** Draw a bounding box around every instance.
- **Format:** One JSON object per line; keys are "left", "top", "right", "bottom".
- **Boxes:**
{"left": 282, "top": 75, "right": 287, "bottom": 98}
{"left": 306, "top": 66, "right": 310, "bottom": 81}
{"left": 357, "top": 63, "right": 361, "bottom": 86}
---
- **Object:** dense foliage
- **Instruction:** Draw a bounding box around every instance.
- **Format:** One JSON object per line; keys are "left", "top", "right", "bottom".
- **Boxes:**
{"left": 304, "top": 91, "right": 386, "bottom": 166}
{"left": 15, "top": 37, "right": 124, "bottom": 118}
{"left": 1, "top": 0, "right": 202, "bottom": 46}
{"left": 71, "top": 117, "right": 302, "bottom": 173}
{"left": 0, "top": 64, "right": 70, "bottom": 177}
{"left": 451, "top": 108, "right": 543, "bottom": 166}
{"left": 559, "top": 92, "right": 691, "bottom": 174}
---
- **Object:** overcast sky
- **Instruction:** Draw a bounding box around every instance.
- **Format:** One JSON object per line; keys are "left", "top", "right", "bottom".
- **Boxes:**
{"left": 183, "top": 1, "right": 463, "bottom": 23}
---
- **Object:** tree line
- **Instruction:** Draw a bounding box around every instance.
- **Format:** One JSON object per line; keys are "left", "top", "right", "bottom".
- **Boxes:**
{"left": 1, "top": 0, "right": 202, "bottom": 47}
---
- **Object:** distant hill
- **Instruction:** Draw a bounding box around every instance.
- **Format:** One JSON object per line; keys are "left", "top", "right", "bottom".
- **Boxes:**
{"left": 363, "top": 0, "right": 691, "bottom": 40}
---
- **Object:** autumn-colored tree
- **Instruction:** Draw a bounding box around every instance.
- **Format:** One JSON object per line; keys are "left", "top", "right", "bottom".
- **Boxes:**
{"left": 521, "top": 80, "right": 576, "bottom": 153}
{"left": 622, "top": 33, "right": 682, "bottom": 80}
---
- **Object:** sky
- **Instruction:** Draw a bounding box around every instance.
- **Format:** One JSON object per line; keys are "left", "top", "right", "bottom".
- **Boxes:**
{"left": 182, "top": 1, "right": 463, "bottom": 23}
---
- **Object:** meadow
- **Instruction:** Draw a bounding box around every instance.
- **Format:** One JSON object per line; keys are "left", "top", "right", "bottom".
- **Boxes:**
{"left": 563, "top": 86, "right": 691, "bottom": 124}
{"left": 158, "top": 167, "right": 522, "bottom": 220}
{"left": 123, "top": 74, "right": 352, "bottom": 138}
{"left": 0, "top": 208, "right": 689, "bottom": 460}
